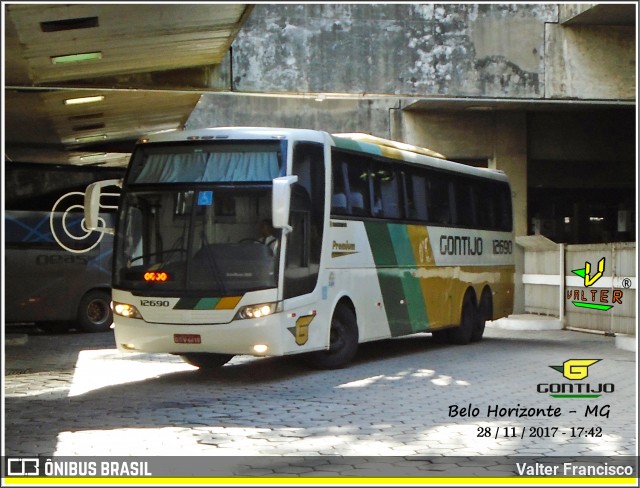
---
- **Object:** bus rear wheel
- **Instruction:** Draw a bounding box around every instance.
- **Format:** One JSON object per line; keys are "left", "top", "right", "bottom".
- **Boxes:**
{"left": 180, "top": 353, "right": 234, "bottom": 370}
{"left": 306, "top": 304, "right": 359, "bottom": 370}
{"left": 448, "top": 292, "right": 476, "bottom": 345}
{"left": 472, "top": 289, "right": 492, "bottom": 342}
{"left": 77, "top": 289, "right": 113, "bottom": 333}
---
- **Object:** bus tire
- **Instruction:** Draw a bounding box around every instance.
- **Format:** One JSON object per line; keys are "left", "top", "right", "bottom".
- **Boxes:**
{"left": 306, "top": 304, "right": 359, "bottom": 370}
{"left": 180, "top": 353, "right": 234, "bottom": 369}
{"left": 430, "top": 328, "right": 450, "bottom": 343}
{"left": 472, "top": 288, "right": 492, "bottom": 342}
{"left": 448, "top": 291, "right": 476, "bottom": 345}
{"left": 77, "top": 289, "right": 113, "bottom": 333}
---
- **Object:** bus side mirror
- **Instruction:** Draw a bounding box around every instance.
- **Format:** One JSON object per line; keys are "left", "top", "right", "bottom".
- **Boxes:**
{"left": 272, "top": 175, "right": 298, "bottom": 234}
{"left": 84, "top": 179, "right": 122, "bottom": 234}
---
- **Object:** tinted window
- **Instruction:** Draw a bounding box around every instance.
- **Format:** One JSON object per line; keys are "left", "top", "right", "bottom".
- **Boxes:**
{"left": 371, "top": 162, "right": 401, "bottom": 219}
{"left": 426, "top": 172, "right": 452, "bottom": 225}
{"left": 452, "top": 177, "right": 477, "bottom": 228}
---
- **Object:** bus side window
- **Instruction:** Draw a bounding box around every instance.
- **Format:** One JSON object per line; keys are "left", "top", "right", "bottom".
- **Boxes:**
{"left": 345, "top": 159, "right": 370, "bottom": 217}
{"left": 331, "top": 157, "right": 349, "bottom": 216}
{"left": 478, "top": 181, "right": 497, "bottom": 230}
{"left": 453, "top": 177, "right": 478, "bottom": 228}
{"left": 426, "top": 173, "right": 451, "bottom": 225}
{"left": 498, "top": 183, "right": 513, "bottom": 231}
{"left": 403, "top": 171, "right": 428, "bottom": 221}
{"left": 371, "top": 165, "right": 401, "bottom": 219}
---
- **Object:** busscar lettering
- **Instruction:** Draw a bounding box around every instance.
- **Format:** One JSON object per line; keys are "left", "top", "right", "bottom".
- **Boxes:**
{"left": 439, "top": 235, "right": 483, "bottom": 256}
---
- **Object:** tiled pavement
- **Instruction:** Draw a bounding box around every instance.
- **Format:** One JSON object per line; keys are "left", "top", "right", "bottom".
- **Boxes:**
{"left": 3, "top": 324, "right": 637, "bottom": 477}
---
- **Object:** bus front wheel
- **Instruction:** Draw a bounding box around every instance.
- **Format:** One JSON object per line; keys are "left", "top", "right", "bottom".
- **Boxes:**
{"left": 77, "top": 289, "right": 113, "bottom": 333}
{"left": 180, "top": 353, "right": 234, "bottom": 370}
{"left": 306, "top": 304, "right": 359, "bottom": 370}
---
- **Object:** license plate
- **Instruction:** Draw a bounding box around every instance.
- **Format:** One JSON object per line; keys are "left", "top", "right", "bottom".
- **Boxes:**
{"left": 174, "top": 334, "right": 201, "bottom": 344}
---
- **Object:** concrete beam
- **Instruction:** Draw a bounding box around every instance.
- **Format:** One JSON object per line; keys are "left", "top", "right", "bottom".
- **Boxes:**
{"left": 186, "top": 94, "right": 399, "bottom": 137}
{"left": 545, "top": 24, "right": 635, "bottom": 100}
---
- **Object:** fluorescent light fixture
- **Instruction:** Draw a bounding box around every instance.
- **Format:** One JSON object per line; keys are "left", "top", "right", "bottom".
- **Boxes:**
{"left": 51, "top": 52, "right": 102, "bottom": 64}
{"left": 75, "top": 134, "right": 107, "bottom": 143}
{"left": 465, "top": 105, "right": 494, "bottom": 111}
{"left": 64, "top": 95, "right": 104, "bottom": 106}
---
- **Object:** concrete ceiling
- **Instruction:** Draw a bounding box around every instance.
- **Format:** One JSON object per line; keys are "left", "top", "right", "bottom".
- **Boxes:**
{"left": 3, "top": 3, "right": 635, "bottom": 167}
{"left": 3, "top": 3, "right": 253, "bottom": 166}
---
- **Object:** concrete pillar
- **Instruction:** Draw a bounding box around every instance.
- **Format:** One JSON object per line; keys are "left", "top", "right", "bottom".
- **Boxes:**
{"left": 491, "top": 112, "right": 527, "bottom": 314}
{"left": 491, "top": 112, "right": 527, "bottom": 238}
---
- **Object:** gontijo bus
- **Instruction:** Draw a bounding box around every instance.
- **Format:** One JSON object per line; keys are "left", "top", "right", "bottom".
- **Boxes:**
{"left": 85, "top": 127, "right": 514, "bottom": 369}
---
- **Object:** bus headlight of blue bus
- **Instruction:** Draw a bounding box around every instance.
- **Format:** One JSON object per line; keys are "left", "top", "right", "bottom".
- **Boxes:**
{"left": 236, "top": 302, "right": 281, "bottom": 320}
{"left": 113, "top": 302, "right": 143, "bottom": 319}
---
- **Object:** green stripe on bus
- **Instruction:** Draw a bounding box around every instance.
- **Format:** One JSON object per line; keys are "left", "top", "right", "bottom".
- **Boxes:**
{"left": 333, "top": 137, "right": 382, "bottom": 156}
{"left": 365, "top": 222, "right": 413, "bottom": 337}
{"left": 195, "top": 297, "right": 221, "bottom": 310}
{"left": 387, "top": 224, "right": 429, "bottom": 333}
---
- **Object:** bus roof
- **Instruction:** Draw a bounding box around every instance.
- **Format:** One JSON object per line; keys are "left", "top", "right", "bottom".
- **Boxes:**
{"left": 332, "top": 133, "right": 446, "bottom": 160}
{"left": 137, "top": 127, "right": 328, "bottom": 144}
{"left": 330, "top": 132, "right": 508, "bottom": 182}
{"left": 137, "top": 127, "right": 508, "bottom": 182}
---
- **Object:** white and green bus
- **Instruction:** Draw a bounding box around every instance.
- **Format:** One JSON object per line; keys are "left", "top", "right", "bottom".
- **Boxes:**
{"left": 85, "top": 127, "right": 514, "bottom": 369}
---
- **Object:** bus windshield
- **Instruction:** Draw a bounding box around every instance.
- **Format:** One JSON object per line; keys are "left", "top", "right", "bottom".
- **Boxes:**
{"left": 115, "top": 186, "right": 278, "bottom": 295}
{"left": 127, "top": 141, "right": 283, "bottom": 184}
{"left": 114, "top": 140, "right": 286, "bottom": 295}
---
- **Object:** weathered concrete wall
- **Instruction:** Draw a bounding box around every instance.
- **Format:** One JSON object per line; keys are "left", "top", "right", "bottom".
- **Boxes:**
{"left": 545, "top": 24, "right": 635, "bottom": 100}
{"left": 394, "top": 110, "right": 495, "bottom": 160}
{"left": 231, "top": 4, "right": 557, "bottom": 98}
{"left": 185, "top": 95, "right": 398, "bottom": 137}
{"left": 558, "top": 3, "right": 598, "bottom": 24}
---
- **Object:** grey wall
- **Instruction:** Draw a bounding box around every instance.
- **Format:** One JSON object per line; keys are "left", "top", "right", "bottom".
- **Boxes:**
{"left": 230, "top": 4, "right": 559, "bottom": 98}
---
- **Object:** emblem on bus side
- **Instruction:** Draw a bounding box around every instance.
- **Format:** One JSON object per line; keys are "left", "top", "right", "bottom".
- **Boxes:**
{"left": 287, "top": 314, "right": 315, "bottom": 346}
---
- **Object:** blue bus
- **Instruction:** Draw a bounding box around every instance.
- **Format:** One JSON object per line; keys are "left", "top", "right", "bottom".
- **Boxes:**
{"left": 4, "top": 162, "right": 124, "bottom": 332}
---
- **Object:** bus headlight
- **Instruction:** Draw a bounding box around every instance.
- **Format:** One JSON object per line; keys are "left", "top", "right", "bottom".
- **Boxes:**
{"left": 236, "top": 302, "right": 281, "bottom": 320}
{"left": 113, "top": 302, "right": 142, "bottom": 319}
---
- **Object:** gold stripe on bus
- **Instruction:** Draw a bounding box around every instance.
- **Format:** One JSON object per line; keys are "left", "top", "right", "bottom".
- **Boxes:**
{"left": 405, "top": 225, "right": 452, "bottom": 329}
{"left": 215, "top": 296, "right": 243, "bottom": 310}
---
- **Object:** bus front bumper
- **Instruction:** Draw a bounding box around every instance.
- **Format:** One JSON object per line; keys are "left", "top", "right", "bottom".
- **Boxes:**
{"left": 113, "top": 316, "right": 286, "bottom": 357}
